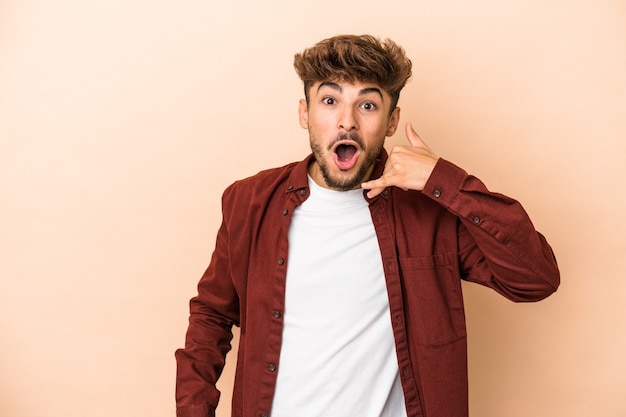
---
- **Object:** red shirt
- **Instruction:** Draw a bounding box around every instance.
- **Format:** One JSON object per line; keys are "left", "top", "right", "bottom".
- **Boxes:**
{"left": 175, "top": 151, "right": 560, "bottom": 417}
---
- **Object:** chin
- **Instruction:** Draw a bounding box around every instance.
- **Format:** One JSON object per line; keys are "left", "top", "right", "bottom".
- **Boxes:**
{"left": 322, "top": 170, "right": 364, "bottom": 191}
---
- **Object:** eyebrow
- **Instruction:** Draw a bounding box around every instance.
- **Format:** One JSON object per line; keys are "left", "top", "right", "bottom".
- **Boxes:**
{"left": 317, "top": 81, "right": 384, "bottom": 101}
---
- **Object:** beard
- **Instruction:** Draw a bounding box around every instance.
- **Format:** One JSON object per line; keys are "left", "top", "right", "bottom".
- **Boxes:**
{"left": 310, "top": 132, "right": 384, "bottom": 191}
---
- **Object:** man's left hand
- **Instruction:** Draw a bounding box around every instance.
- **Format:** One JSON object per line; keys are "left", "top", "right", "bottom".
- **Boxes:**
{"left": 362, "top": 122, "right": 440, "bottom": 198}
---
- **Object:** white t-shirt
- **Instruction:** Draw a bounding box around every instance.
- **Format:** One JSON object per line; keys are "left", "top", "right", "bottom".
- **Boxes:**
{"left": 271, "top": 176, "right": 407, "bottom": 417}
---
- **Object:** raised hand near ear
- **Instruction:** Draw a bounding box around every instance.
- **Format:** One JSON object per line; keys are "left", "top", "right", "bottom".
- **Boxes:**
{"left": 362, "top": 122, "right": 440, "bottom": 198}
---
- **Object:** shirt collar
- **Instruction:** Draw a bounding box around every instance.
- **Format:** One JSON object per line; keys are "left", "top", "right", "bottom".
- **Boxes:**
{"left": 285, "top": 149, "right": 390, "bottom": 201}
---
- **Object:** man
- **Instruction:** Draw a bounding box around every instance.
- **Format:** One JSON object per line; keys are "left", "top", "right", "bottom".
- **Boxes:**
{"left": 175, "top": 34, "right": 560, "bottom": 417}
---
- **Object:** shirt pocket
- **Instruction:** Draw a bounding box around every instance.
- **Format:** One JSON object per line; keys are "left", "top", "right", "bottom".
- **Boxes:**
{"left": 399, "top": 252, "right": 466, "bottom": 348}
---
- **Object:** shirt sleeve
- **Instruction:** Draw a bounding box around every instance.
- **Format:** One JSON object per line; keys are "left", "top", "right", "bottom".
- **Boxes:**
{"left": 422, "top": 158, "right": 560, "bottom": 301}
{"left": 175, "top": 187, "right": 241, "bottom": 417}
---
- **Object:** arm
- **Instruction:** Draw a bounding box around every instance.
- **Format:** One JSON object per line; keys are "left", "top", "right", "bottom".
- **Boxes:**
{"left": 175, "top": 195, "right": 241, "bottom": 417}
{"left": 362, "top": 123, "right": 560, "bottom": 300}
{"left": 423, "top": 158, "right": 559, "bottom": 300}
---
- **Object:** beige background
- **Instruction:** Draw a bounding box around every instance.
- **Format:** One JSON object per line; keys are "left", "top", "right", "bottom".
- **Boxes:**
{"left": 1, "top": 1, "right": 625, "bottom": 416}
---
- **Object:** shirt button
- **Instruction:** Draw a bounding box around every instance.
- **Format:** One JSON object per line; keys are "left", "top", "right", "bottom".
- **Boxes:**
{"left": 282, "top": 209, "right": 289, "bottom": 215}
{"left": 277, "top": 258, "right": 285, "bottom": 265}
{"left": 433, "top": 189, "right": 441, "bottom": 198}
{"left": 273, "top": 311, "right": 282, "bottom": 319}
{"left": 472, "top": 216, "right": 480, "bottom": 224}
{"left": 382, "top": 189, "right": 389, "bottom": 196}
{"left": 261, "top": 414, "right": 268, "bottom": 417}
{"left": 268, "top": 363, "right": 276, "bottom": 372}
{"left": 300, "top": 189, "right": 307, "bottom": 196}
{"left": 287, "top": 185, "right": 294, "bottom": 191}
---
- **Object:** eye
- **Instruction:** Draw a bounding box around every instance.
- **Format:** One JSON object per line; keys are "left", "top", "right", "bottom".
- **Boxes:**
{"left": 361, "top": 101, "right": 377, "bottom": 111}
{"left": 322, "top": 97, "right": 336, "bottom": 105}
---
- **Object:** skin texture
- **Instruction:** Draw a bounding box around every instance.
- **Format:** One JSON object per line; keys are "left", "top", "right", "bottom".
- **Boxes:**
{"left": 362, "top": 122, "right": 441, "bottom": 198}
{"left": 298, "top": 80, "right": 440, "bottom": 196}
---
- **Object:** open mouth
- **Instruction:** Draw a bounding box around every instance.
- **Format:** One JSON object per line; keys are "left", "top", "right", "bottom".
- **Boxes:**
{"left": 332, "top": 141, "right": 360, "bottom": 170}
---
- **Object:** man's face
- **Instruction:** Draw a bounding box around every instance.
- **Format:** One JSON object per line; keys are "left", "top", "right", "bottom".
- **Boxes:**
{"left": 299, "top": 80, "right": 400, "bottom": 191}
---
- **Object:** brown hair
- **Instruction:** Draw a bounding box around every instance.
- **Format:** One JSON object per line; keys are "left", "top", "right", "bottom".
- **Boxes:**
{"left": 293, "top": 34, "right": 412, "bottom": 111}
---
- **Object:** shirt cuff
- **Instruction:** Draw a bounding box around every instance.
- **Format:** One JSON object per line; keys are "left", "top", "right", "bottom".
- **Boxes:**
{"left": 176, "top": 404, "right": 216, "bottom": 417}
{"left": 421, "top": 158, "right": 468, "bottom": 208}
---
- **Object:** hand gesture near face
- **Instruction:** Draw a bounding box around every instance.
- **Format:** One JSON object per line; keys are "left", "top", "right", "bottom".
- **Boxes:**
{"left": 361, "top": 122, "right": 440, "bottom": 199}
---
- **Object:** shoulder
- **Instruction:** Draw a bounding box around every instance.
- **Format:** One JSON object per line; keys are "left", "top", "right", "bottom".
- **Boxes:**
{"left": 221, "top": 158, "right": 308, "bottom": 207}
{"left": 226, "top": 162, "right": 296, "bottom": 192}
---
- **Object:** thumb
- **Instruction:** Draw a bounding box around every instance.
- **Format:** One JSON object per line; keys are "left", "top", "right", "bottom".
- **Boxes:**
{"left": 405, "top": 122, "right": 429, "bottom": 149}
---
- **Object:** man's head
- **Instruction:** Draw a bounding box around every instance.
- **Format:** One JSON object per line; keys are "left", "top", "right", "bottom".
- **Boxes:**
{"left": 294, "top": 34, "right": 412, "bottom": 113}
{"left": 294, "top": 35, "right": 412, "bottom": 191}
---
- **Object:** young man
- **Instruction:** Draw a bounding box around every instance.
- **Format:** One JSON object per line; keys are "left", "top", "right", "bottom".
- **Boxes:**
{"left": 175, "top": 35, "right": 560, "bottom": 417}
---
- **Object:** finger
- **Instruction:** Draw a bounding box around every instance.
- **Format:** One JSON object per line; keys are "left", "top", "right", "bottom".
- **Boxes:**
{"left": 361, "top": 177, "right": 388, "bottom": 198}
{"left": 361, "top": 177, "right": 386, "bottom": 190}
{"left": 405, "top": 122, "right": 430, "bottom": 150}
{"left": 365, "top": 187, "right": 385, "bottom": 199}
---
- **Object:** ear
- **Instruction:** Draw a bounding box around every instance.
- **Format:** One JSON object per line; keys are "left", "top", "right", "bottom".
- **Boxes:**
{"left": 298, "top": 99, "right": 309, "bottom": 129}
{"left": 386, "top": 106, "right": 401, "bottom": 136}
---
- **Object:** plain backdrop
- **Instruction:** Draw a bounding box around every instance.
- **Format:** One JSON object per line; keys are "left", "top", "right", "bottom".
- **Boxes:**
{"left": 1, "top": 1, "right": 625, "bottom": 416}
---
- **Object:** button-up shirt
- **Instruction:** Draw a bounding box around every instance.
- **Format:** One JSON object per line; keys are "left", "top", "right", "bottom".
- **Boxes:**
{"left": 175, "top": 151, "right": 560, "bottom": 417}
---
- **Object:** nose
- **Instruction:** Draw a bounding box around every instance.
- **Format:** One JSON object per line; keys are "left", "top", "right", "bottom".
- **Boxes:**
{"left": 338, "top": 106, "right": 358, "bottom": 131}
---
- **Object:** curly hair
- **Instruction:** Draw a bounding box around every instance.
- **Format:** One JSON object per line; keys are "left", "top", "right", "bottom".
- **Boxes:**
{"left": 294, "top": 34, "right": 412, "bottom": 111}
